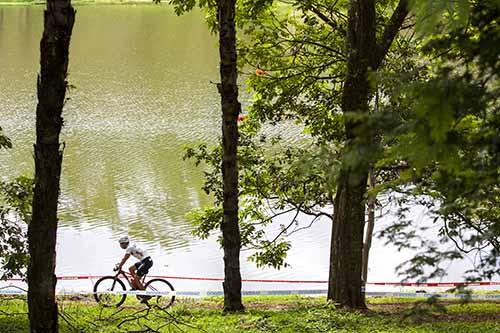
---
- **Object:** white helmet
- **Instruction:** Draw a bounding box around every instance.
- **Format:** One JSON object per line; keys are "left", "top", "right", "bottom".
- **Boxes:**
{"left": 118, "top": 236, "right": 129, "bottom": 244}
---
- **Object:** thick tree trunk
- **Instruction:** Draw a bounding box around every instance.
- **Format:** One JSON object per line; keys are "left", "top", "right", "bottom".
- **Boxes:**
{"left": 329, "top": 170, "right": 370, "bottom": 308}
{"left": 217, "top": 0, "right": 244, "bottom": 312}
{"left": 327, "top": 0, "right": 408, "bottom": 309}
{"left": 328, "top": 0, "right": 376, "bottom": 309}
{"left": 28, "top": 1, "right": 74, "bottom": 332}
{"left": 362, "top": 169, "right": 376, "bottom": 284}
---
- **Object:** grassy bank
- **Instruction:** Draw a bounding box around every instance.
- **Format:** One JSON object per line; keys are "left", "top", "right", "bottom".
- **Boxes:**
{"left": 0, "top": 295, "right": 499, "bottom": 332}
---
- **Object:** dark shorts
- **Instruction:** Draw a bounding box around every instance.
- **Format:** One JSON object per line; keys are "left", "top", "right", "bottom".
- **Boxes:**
{"left": 134, "top": 257, "right": 153, "bottom": 277}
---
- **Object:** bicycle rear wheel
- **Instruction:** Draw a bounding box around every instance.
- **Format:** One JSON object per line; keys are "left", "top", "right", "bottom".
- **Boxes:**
{"left": 144, "top": 278, "right": 175, "bottom": 308}
{"left": 93, "top": 276, "right": 127, "bottom": 307}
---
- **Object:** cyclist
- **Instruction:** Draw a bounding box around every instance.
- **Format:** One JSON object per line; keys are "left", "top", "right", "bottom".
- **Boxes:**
{"left": 115, "top": 236, "right": 153, "bottom": 292}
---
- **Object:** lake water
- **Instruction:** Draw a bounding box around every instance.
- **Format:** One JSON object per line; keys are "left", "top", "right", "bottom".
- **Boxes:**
{"left": 0, "top": 5, "right": 474, "bottom": 293}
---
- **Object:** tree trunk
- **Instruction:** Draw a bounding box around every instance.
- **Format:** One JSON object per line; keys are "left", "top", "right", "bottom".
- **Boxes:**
{"left": 362, "top": 169, "right": 376, "bottom": 284}
{"left": 329, "top": 170, "right": 370, "bottom": 308}
{"left": 362, "top": 89, "right": 380, "bottom": 284}
{"left": 217, "top": 0, "right": 244, "bottom": 312}
{"left": 327, "top": 0, "right": 408, "bottom": 309}
{"left": 28, "top": 1, "right": 74, "bottom": 332}
{"left": 328, "top": 0, "right": 376, "bottom": 309}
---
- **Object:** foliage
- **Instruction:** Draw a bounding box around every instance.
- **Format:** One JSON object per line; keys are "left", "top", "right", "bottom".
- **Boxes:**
{"left": 410, "top": 0, "right": 470, "bottom": 36}
{"left": 239, "top": 0, "right": 348, "bottom": 143}
{"left": 0, "top": 176, "right": 33, "bottom": 280}
{"left": 237, "top": 0, "right": 500, "bottom": 282}
{"left": 167, "top": 0, "right": 218, "bottom": 30}
{"left": 0, "top": 129, "right": 32, "bottom": 280}
{"left": 378, "top": 0, "right": 500, "bottom": 281}
{"left": 0, "top": 126, "right": 12, "bottom": 150}
{"left": 168, "top": 0, "right": 216, "bottom": 14}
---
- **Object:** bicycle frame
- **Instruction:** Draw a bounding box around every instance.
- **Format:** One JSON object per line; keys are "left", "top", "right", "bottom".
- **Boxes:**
{"left": 113, "top": 269, "right": 146, "bottom": 289}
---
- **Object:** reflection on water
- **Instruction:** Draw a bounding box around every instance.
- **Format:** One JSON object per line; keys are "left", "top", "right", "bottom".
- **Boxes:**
{"left": 60, "top": 132, "right": 210, "bottom": 251}
{"left": 0, "top": 5, "right": 472, "bottom": 286}
{"left": 0, "top": 5, "right": 218, "bottom": 252}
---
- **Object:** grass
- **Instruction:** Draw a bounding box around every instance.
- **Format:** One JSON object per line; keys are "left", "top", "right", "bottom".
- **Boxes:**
{"left": 0, "top": 295, "right": 498, "bottom": 332}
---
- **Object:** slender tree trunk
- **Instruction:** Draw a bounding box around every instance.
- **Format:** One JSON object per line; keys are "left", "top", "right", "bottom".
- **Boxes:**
{"left": 362, "top": 169, "right": 377, "bottom": 284}
{"left": 28, "top": 1, "right": 74, "bottom": 332}
{"left": 217, "top": 0, "right": 244, "bottom": 312}
{"left": 362, "top": 89, "right": 380, "bottom": 284}
{"left": 328, "top": 0, "right": 408, "bottom": 309}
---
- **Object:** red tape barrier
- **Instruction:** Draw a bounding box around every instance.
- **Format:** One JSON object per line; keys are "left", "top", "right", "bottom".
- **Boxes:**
{"left": 4, "top": 275, "right": 500, "bottom": 287}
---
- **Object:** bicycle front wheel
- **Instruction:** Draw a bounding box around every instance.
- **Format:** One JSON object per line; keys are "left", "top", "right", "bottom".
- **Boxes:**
{"left": 93, "top": 276, "right": 127, "bottom": 307}
{"left": 144, "top": 278, "right": 175, "bottom": 308}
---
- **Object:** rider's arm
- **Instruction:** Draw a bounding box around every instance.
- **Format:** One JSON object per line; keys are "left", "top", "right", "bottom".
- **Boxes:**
{"left": 117, "top": 253, "right": 130, "bottom": 269}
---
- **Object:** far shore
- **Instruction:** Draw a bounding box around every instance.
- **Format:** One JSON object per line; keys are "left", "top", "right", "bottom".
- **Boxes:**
{"left": 0, "top": 1, "right": 159, "bottom": 5}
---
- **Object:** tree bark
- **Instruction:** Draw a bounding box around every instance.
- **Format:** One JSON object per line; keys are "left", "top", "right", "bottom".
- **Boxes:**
{"left": 28, "top": 1, "right": 74, "bottom": 332}
{"left": 328, "top": 0, "right": 408, "bottom": 309}
{"left": 217, "top": 0, "right": 244, "bottom": 312}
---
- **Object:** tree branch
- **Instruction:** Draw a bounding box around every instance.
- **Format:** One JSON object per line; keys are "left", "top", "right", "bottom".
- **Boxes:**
{"left": 288, "top": 214, "right": 322, "bottom": 236}
{"left": 308, "top": 4, "right": 346, "bottom": 37}
{"left": 283, "top": 39, "right": 346, "bottom": 59}
{"left": 248, "top": 207, "right": 297, "bottom": 226}
{"left": 269, "top": 207, "right": 301, "bottom": 244}
{"left": 374, "top": 0, "right": 409, "bottom": 69}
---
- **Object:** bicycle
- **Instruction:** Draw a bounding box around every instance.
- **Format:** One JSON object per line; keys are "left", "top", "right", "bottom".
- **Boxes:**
{"left": 93, "top": 268, "right": 175, "bottom": 308}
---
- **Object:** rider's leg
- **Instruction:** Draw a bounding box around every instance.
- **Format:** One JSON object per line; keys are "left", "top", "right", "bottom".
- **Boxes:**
{"left": 129, "top": 265, "right": 145, "bottom": 290}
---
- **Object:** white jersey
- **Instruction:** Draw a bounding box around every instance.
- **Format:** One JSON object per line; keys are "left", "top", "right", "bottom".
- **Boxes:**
{"left": 125, "top": 243, "right": 148, "bottom": 260}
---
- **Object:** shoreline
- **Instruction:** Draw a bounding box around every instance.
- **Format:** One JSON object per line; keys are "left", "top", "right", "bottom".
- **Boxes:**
{"left": 0, "top": 1, "right": 159, "bottom": 5}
